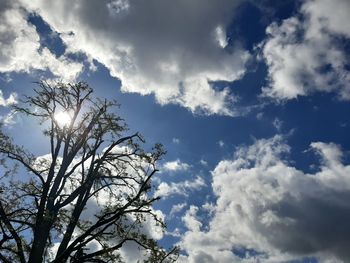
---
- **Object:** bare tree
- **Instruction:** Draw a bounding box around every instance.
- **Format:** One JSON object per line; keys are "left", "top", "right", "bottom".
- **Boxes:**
{"left": 0, "top": 82, "right": 178, "bottom": 263}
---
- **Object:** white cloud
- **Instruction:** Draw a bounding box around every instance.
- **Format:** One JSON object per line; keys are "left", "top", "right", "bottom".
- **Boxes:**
{"left": 169, "top": 202, "right": 187, "bottom": 217}
{"left": 218, "top": 140, "right": 225, "bottom": 148}
{"left": 256, "top": 112, "right": 264, "bottom": 120}
{"left": 162, "top": 159, "right": 191, "bottom": 172}
{"left": 172, "top": 138, "right": 180, "bottom": 144}
{"left": 0, "top": 0, "right": 83, "bottom": 81}
{"left": 155, "top": 176, "right": 206, "bottom": 198}
{"left": 199, "top": 159, "right": 208, "bottom": 166}
{"left": 272, "top": 117, "right": 283, "bottom": 131}
{"left": 179, "top": 135, "right": 350, "bottom": 262}
{"left": 166, "top": 227, "right": 182, "bottom": 238}
{"left": 0, "top": 110, "right": 17, "bottom": 126}
{"left": 0, "top": 89, "right": 17, "bottom": 106}
{"left": 261, "top": 0, "right": 350, "bottom": 100}
{"left": 182, "top": 205, "right": 202, "bottom": 232}
{"left": 21, "top": 0, "right": 249, "bottom": 116}
{"left": 215, "top": 25, "right": 228, "bottom": 49}
{"left": 201, "top": 202, "right": 215, "bottom": 216}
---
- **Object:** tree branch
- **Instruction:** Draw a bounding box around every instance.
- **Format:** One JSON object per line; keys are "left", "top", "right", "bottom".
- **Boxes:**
{"left": 0, "top": 202, "right": 25, "bottom": 263}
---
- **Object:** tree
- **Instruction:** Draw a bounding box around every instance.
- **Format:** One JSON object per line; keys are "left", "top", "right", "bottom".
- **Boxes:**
{"left": 0, "top": 82, "right": 178, "bottom": 263}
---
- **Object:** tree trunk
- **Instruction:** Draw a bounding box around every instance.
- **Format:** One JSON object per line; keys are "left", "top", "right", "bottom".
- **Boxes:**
{"left": 27, "top": 217, "right": 53, "bottom": 263}
{"left": 55, "top": 197, "right": 86, "bottom": 262}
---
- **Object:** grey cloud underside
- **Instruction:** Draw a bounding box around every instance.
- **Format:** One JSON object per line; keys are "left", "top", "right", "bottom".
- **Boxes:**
{"left": 179, "top": 137, "right": 350, "bottom": 263}
{"left": 1, "top": 0, "right": 349, "bottom": 115}
{"left": 266, "top": 190, "right": 350, "bottom": 259}
{"left": 20, "top": 0, "right": 248, "bottom": 116}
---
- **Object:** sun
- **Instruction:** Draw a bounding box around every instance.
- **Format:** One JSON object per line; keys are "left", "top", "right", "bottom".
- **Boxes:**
{"left": 54, "top": 111, "right": 72, "bottom": 127}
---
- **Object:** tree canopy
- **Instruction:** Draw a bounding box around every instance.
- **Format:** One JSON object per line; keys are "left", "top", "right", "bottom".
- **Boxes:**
{"left": 0, "top": 82, "right": 178, "bottom": 263}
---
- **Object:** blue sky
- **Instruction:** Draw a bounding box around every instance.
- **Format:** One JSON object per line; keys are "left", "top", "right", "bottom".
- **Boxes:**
{"left": 1, "top": 0, "right": 350, "bottom": 262}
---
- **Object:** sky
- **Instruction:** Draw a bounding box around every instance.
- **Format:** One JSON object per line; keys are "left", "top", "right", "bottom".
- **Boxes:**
{"left": 1, "top": 0, "right": 350, "bottom": 262}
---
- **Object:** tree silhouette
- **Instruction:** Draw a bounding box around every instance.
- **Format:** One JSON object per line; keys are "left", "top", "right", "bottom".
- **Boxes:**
{"left": 0, "top": 82, "right": 178, "bottom": 263}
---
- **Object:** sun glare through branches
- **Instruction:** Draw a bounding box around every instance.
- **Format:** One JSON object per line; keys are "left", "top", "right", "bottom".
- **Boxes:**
{"left": 54, "top": 111, "right": 72, "bottom": 127}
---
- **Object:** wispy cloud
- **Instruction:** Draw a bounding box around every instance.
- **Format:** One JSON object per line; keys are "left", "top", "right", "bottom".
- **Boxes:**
{"left": 0, "top": 110, "right": 17, "bottom": 126}
{"left": 169, "top": 202, "right": 187, "bottom": 217}
{"left": 218, "top": 140, "right": 225, "bottom": 148}
{"left": 172, "top": 138, "right": 180, "bottom": 144}
{"left": 272, "top": 117, "right": 283, "bottom": 131}
{"left": 199, "top": 159, "right": 208, "bottom": 166}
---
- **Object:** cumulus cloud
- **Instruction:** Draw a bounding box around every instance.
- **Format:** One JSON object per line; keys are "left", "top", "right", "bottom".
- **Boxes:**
{"left": 162, "top": 159, "right": 191, "bottom": 172}
{"left": 182, "top": 205, "right": 202, "bottom": 232}
{"left": 155, "top": 176, "right": 206, "bottom": 198}
{"left": 261, "top": 0, "right": 350, "bottom": 100}
{"left": 179, "top": 135, "right": 350, "bottom": 262}
{"left": 0, "top": 89, "right": 17, "bottom": 106}
{"left": 20, "top": 0, "right": 249, "bottom": 116}
{"left": 0, "top": 0, "right": 83, "bottom": 81}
